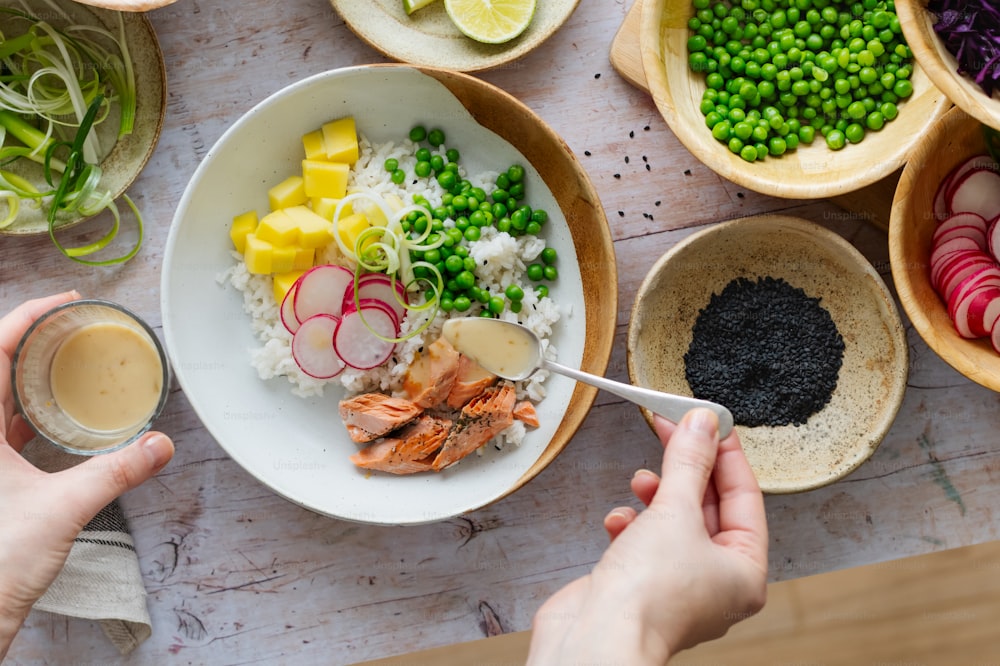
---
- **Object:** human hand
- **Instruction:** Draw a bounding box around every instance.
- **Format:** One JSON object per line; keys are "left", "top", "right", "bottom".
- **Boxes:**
{"left": 0, "top": 292, "right": 175, "bottom": 658}
{"left": 527, "top": 408, "right": 768, "bottom": 665}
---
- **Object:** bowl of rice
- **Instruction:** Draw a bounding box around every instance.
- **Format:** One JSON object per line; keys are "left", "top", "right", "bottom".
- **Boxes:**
{"left": 161, "top": 64, "right": 616, "bottom": 525}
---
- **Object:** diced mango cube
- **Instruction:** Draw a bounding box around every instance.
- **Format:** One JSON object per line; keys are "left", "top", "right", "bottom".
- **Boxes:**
{"left": 284, "top": 205, "right": 334, "bottom": 249}
{"left": 302, "top": 129, "right": 325, "bottom": 160}
{"left": 311, "top": 197, "right": 351, "bottom": 221}
{"left": 271, "top": 245, "right": 297, "bottom": 274}
{"left": 243, "top": 234, "right": 273, "bottom": 274}
{"left": 336, "top": 212, "right": 372, "bottom": 254}
{"left": 273, "top": 270, "right": 307, "bottom": 304}
{"left": 269, "top": 175, "right": 307, "bottom": 210}
{"left": 321, "top": 117, "right": 359, "bottom": 164}
{"left": 230, "top": 210, "right": 258, "bottom": 253}
{"left": 292, "top": 246, "right": 315, "bottom": 271}
{"left": 302, "top": 159, "right": 349, "bottom": 199}
{"left": 256, "top": 210, "right": 299, "bottom": 246}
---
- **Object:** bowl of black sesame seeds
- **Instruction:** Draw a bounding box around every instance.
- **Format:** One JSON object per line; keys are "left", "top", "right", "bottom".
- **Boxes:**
{"left": 626, "top": 214, "right": 908, "bottom": 493}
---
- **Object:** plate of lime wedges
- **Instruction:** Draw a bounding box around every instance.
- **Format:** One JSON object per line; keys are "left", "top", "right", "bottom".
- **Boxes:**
{"left": 330, "top": 0, "right": 580, "bottom": 73}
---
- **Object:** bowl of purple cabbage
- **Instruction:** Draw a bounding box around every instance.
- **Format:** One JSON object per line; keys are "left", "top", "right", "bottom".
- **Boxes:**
{"left": 897, "top": 0, "right": 1000, "bottom": 131}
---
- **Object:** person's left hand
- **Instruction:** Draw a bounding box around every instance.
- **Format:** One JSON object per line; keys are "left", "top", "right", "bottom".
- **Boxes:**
{"left": 0, "top": 292, "right": 175, "bottom": 657}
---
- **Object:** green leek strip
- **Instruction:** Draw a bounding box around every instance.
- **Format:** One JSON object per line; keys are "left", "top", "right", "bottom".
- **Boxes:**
{"left": 350, "top": 259, "right": 442, "bottom": 344}
{"left": 0, "top": 189, "right": 19, "bottom": 228}
{"left": 42, "top": 94, "right": 143, "bottom": 265}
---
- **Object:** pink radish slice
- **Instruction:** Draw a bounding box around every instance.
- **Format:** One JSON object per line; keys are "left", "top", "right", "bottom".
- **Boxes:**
{"left": 991, "top": 317, "right": 1000, "bottom": 354}
{"left": 930, "top": 236, "right": 983, "bottom": 267}
{"left": 281, "top": 281, "right": 302, "bottom": 334}
{"left": 343, "top": 273, "right": 408, "bottom": 323}
{"left": 938, "top": 255, "right": 998, "bottom": 302}
{"left": 333, "top": 307, "right": 398, "bottom": 370}
{"left": 953, "top": 286, "right": 1000, "bottom": 338}
{"left": 931, "top": 248, "right": 985, "bottom": 288}
{"left": 933, "top": 225, "right": 989, "bottom": 252}
{"left": 948, "top": 169, "right": 1000, "bottom": 222}
{"left": 347, "top": 297, "right": 400, "bottom": 330}
{"left": 932, "top": 212, "right": 989, "bottom": 246}
{"left": 989, "top": 218, "right": 1000, "bottom": 261}
{"left": 291, "top": 314, "right": 346, "bottom": 379}
{"left": 944, "top": 156, "right": 999, "bottom": 204}
{"left": 948, "top": 268, "right": 1000, "bottom": 322}
{"left": 294, "top": 264, "right": 355, "bottom": 322}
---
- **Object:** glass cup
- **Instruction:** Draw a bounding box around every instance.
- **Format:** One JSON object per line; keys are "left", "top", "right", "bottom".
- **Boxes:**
{"left": 11, "top": 299, "right": 171, "bottom": 455}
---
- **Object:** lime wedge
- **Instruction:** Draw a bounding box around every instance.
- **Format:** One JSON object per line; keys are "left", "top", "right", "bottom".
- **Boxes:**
{"left": 403, "top": 0, "right": 439, "bottom": 15}
{"left": 443, "top": 0, "right": 536, "bottom": 44}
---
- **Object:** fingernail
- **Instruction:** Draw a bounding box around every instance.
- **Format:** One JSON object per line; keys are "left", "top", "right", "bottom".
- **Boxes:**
{"left": 633, "top": 468, "right": 657, "bottom": 480}
{"left": 684, "top": 408, "right": 718, "bottom": 437}
{"left": 142, "top": 434, "right": 174, "bottom": 470}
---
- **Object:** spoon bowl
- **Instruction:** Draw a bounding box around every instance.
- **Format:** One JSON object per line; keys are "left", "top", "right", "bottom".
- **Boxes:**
{"left": 442, "top": 318, "right": 734, "bottom": 438}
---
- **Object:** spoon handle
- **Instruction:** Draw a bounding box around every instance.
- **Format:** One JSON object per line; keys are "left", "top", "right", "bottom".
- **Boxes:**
{"left": 542, "top": 360, "right": 735, "bottom": 439}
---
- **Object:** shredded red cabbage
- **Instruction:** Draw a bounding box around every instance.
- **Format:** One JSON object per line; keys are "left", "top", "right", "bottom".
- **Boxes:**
{"left": 928, "top": 0, "right": 1000, "bottom": 98}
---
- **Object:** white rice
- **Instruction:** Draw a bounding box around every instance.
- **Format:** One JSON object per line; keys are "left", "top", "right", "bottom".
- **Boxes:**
{"left": 220, "top": 134, "right": 565, "bottom": 448}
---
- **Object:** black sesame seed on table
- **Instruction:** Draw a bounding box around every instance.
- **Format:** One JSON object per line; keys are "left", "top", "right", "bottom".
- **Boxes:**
{"left": 584, "top": 150, "right": 591, "bottom": 156}
{"left": 625, "top": 156, "right": 630, "bottom": 164}
{"left": 613, "top": 173, "right": 621, "bottom": 179}
{"left": 684, "top": 276, "right": 845, "bottom": 428}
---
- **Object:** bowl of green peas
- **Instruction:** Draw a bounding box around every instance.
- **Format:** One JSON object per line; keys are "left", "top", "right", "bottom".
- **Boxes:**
{"left": 639, "top": 0, "right": 952, "bottom": 198}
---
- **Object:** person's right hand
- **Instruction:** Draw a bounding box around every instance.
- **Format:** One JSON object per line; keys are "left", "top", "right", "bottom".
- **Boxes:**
{"left": 528, "top": 409, "right": 768, "bottom": 664}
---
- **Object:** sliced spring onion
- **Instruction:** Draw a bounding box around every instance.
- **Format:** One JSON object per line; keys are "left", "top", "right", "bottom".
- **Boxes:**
{"left": 0, "top": 6, "right": 143, "bottom": 264}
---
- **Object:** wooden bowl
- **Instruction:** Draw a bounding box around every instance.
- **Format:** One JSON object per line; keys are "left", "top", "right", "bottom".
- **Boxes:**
{"left": 638, "top": 0, "right": 951, "bottom": 198}
{"left": 163, "top": 65, "right": 617, "bottom": 524}
{"left": 627, "top": 215, "right": 908, "bottom": 493}
{"left": 896, "top": 0, "right": 1000, "bottom": 132}
{"left": 890, "top": 106, "right": 1000, "bottom": 391}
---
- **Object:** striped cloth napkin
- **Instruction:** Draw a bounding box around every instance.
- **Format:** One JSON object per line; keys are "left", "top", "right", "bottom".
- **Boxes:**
{"left": 23, "top": 439, "right": 153, "bottom": 656}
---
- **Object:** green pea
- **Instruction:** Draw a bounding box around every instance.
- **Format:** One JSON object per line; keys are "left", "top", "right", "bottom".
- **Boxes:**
{"left": 769, "top": 136, "right": 787, "bottom": 155}
{"left": 532, "top": 209, "right": 549, "bottom": 225}
{"left": 444, "top": 255, "right": 464, "bottom": 274}
{"left": 525, "top": 221, "right": 542, "bottom": 236}
{"left": 866, "top": 111, "right": 885, "bottom": 130}
{"left": 484, "top": 296, "right": 503, "bottom": 315}
{"left": 893, "top": 79, "right": 914, "bottom": 98}
{"left": 740, "top": 144, "right": 758, "bottom": 162}
{"left": 496, "top": 217, "right": 511, "bottom": 233}
{"left": 414, "top": 160, "right": 431, "bottom": 178}
{"left": 428, "top": 128, "right": 445, "bottom": 146}
{"left": 507, "top": 164, "right": 526, "bottom": 183}
{"left": 826, "top": 129, "right": 846, "bottom": 150}
{"left": 391, "top": 168, "right": 406, "bottom": 184}
{"left": 543, "top": 265, "right": 558, "bottom": 281}
{"left": 445, "top": 148, "right": 460, "bottom": 163}
{"left": 453, "top": 296, "right": 471, "bottom": 312}
{"left": 541, "top": 247, "right": 557, "bottom": 265}
{"left": 437, "top": 170, "right": 457, "bottom": 190}
{"left": 439, "top": 298, "right": 454, "bottom": 312}
{"left": 429, "top": 154, "right": 445, "bottom": 173}
{"left": 881, "top": 101, "right": 899, "bottom": 120}
{"left": 845, "top": 123, "right": 865, "bottom": 143}
{"left": 384, "top": 158, "right": 399, "bottom": 172}
{"left": 535, "top": 284, "right": 549, "bottom": 299}
{"left": 509, "top": 182, "right": 526, "bottom": 200}
{"left": 409, "top": 126, "right": 427, "bottom": 142}
{"left": 526, "top": 263, "right": 544, "bottom": 281}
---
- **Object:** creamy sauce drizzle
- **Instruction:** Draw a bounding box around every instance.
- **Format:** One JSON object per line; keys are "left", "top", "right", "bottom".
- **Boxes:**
{"left": 50, "top": 322, "right": 163, "bottom": 434}
{"left": 442, "top": 318, "right": 538, "bottom": 379}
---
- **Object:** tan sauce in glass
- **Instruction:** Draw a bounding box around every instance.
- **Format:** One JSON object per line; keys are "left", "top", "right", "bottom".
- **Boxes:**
{"left": 49, "top": 322, "right": 163, "bottom": 433}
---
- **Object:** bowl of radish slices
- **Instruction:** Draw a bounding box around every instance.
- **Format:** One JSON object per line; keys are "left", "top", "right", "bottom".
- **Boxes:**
{"left": 890, "top": 106, "right": 1000, "bottom": 391}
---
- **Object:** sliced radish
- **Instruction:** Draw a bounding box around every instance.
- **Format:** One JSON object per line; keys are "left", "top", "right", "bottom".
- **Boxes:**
{"left": 347, "top": 297, "right": 401, "bottom": 330}
{"left": 944, "top": 156, "right": 999, "bottom": 205}
{"left": 280, "top": 281, "right": 302, "bottom": 334}
{"left": 991, "top": 316, "right": 1000, "bottom": 354}
{"left": 342, "top": 273, "right": 408, "bottom": 323}
{"left": 931, "top": 248, "right": 984, "bottom": 287}
{"left": 948, "top": 169, "right": 1000, "bottom": 222}
{"left": 938, "top": 254, "right": 997, "bottom": 302}
{"left": 930, "top": 236, "right": 983, "bottom": 267}
{"left": 948, "top": 267, "right": 1000, "bottom": 323}
{"left": 333, "top": 307, "right": 398, "bottom": 370}
{"left": 953, "top": 286, "right": 1000, "bottom": 339}
{"left": 291, "top": 314, "right": 346, "bottom": 379}
{"left": 932, "top": 212, "right": 989, "bottom": 248}
{"left": 294, "top": 264, "right": 355, "bottom": 322}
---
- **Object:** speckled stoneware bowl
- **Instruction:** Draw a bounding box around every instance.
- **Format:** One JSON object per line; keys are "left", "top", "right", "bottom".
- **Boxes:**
{"left": 627, "top": 215, "right": 908, "bottom": 493}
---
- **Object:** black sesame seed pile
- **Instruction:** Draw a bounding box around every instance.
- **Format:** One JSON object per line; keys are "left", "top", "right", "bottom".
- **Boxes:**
{"left": 684, "top": 276, "right": 845, "bottom": 427}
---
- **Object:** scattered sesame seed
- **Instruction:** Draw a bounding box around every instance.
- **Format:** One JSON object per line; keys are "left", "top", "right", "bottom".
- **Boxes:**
{"left": 629, "top": 130, "right": 635, "bottom": 138}
{"left": 654, "top": 200, "right": 661, "bottom": 206}
{"left": 624, "top": 156, "right": 630, "bottom": 164}
{"left": 645, "top": 164, "right": 651, "bottom": 171}
{"left": 643, "top": 125, "right": 650, "bottom": 131}
{"left": 613, "top": 173, "right": 621, "bottom": 179}
{"left": 642, "top": 155, "right": 648, "bottom": 162}
{"left": 584, "top": 150, "right": 591, "bottom": 156}
{"left": 683, "top": 169, "right": 692, "bottom": 176}
{"left": 737, "top": 192, "right": 745, "bottom": 199}
{"left": 594, "top": 73, "right": 601, "bottom": 79}
{"left": 618, "top": 210, "right": 625, "bottom": 217}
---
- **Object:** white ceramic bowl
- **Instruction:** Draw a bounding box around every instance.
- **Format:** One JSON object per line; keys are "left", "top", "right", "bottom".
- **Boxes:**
{"left": 161, "top": 65, "right": 616, "bottom": 525}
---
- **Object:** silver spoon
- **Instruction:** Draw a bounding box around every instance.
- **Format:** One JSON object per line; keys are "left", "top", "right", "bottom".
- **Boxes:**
{"left": 441, "top": 318, "right": 734, "bottom": 439}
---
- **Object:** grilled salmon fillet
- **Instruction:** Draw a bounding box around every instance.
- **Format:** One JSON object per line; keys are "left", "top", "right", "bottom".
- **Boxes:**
{"left": 432, "top": 381, "right": 516, "bottom": 471}
{"left": 349, "top": 415, "right": 452, "bottom": 474}
{"left": 445, "top": 354, "right": 497, "bottom": 409}
{"left": 512, "top": 400, "right": 539, "bottom": 427}
{"left": 402, "top": 337, "right": 461, "bottom": 409}
{"left": 339, "top": 392, "right": 422, "bottom": 443}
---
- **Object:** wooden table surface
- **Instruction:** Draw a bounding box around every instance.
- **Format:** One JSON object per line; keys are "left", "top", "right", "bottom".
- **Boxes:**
{"left": 5, "top": 0, "right": 1000, "bottom": 664}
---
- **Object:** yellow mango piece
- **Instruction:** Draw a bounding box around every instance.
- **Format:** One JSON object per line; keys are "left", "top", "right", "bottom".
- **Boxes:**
{"left": 269, "top": 175, "right": 307, "bottom": 210}
{"left": 336, "top": 212, "right": 373, "bottom": 254}
{"left": 256, "top": 210, "right": 299, "bottom": 246}
{"left": 243, "top": 234, "right": 273, "bottom": 275}
{"left": 321, "top": 116, "right": 359, "bottom": 164}
{"left": 230, "top": 210, "right": 258, "bottom": 253}
{"left": 311, "top": 197, "right": 352, "bottom": 221}
{"left": 292, "top": 246, "right": 315, "bottom": 271}
{"left": 284, "top": 205, "right": 334, "bottom": 249}
{"left": 302, "top": 159, "right": 349, "bottom": 199}
{"left": 302, "top": 129, "right": 325, "bottom": 160}
{"left": 271, "top": 245, "right": 297, "bottom": 274}
{"left": 273, "top": 270, "right": 307, "bottom": 304}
